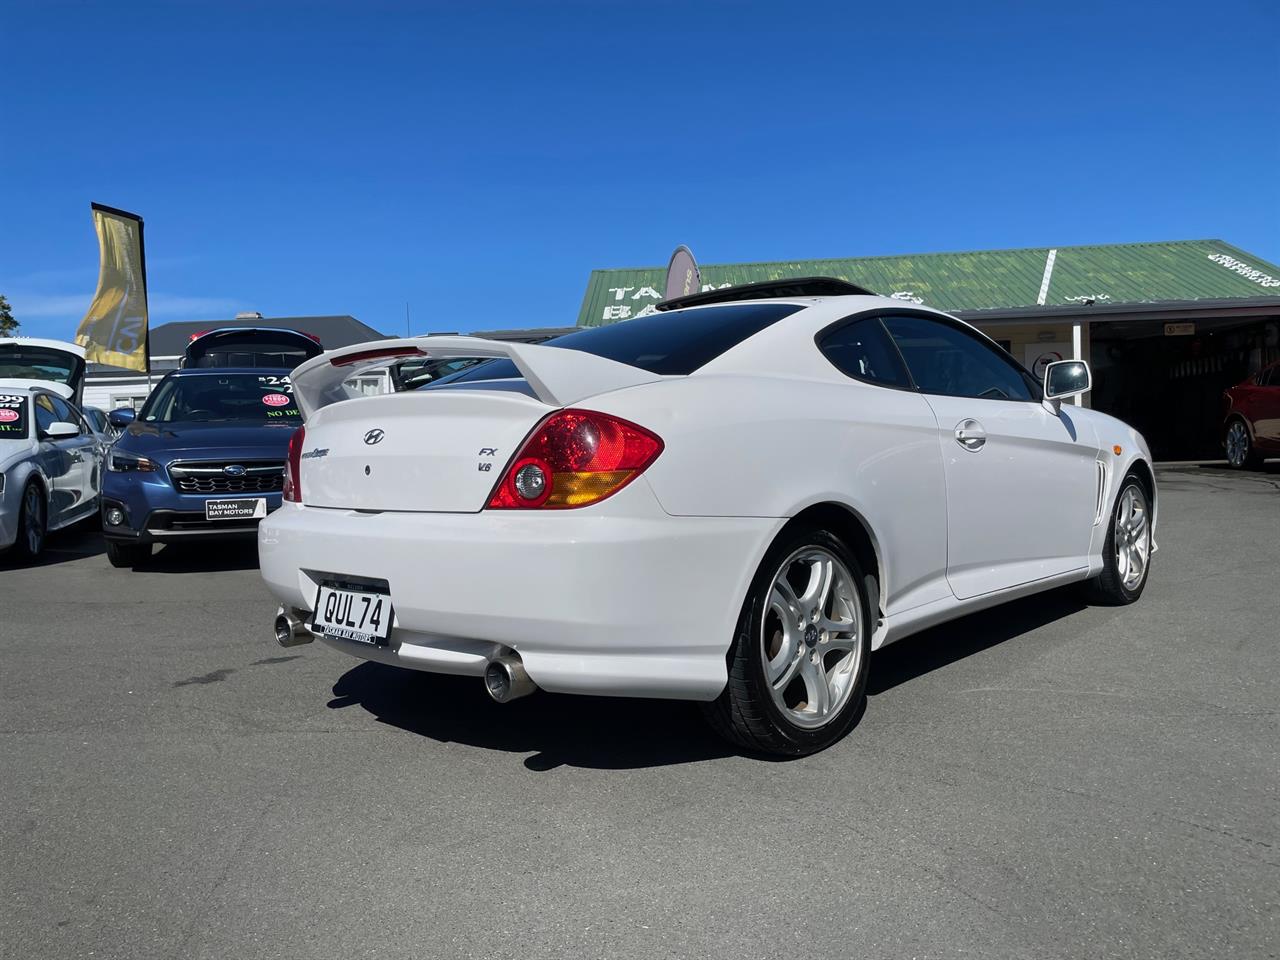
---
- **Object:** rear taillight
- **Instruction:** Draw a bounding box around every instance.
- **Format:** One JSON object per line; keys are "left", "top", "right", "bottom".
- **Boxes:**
{"left": 283, "top": 426, "right": 305, "bottom": 503}
{"left": 487, "top": 409, "right": 663, "bottom": 510}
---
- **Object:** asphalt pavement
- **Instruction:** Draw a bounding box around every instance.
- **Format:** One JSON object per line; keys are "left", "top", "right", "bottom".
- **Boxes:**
{"left": 2, "top": 465, "right": 1277, "bottom": 959}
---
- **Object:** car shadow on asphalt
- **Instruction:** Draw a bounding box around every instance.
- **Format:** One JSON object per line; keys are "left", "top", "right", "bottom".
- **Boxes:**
{"left": 0, "top": 525, "right": 105, "bottom": 569}
{"left": 134, "top": 540, "right": 261, "bottom": 573}
{"left": 328, "top": 587, "right": 1088, "bottom": 770}
{"left": 328, "top": 662, "right": 736, "bottom": 771}
{"left": 867, "top": 585, "right": 1087, "bottom": 696}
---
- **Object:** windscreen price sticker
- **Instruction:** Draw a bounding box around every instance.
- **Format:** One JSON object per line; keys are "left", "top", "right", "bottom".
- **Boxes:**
{"left": 262, "top": 393, "right": 291, "bottom": 407}
{"left": 0, "top": 395, "right": 23, "bottom": 429}
{"left": 258, "top": 375, "right": 292, "bottom": 393}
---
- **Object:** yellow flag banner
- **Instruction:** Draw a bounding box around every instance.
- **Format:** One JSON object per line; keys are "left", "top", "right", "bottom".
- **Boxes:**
{"left": 75, "top": 204, "right": 149, "bottom": 372}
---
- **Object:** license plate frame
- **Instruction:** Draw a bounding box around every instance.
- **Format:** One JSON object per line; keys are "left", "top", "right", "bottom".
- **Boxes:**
{"left": 310, "top": 582, "right": 393, "bottom": 646}
{"left": 204, "top": 497, "right": 267, "bottom": 521}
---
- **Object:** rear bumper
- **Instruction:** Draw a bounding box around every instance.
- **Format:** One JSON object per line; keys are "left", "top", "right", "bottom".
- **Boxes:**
{"left": 258, "top": 482, "right": 781, "bottom": 700}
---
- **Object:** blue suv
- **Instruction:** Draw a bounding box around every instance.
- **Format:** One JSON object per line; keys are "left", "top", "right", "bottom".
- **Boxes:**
{"left": 101, "top": 328, "right": 321, "bottom": 568}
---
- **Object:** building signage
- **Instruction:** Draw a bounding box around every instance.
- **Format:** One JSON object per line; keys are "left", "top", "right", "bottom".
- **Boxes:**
{"left": 1206, "top": 253, "right": 1280, "bottom": 288}
{"left": 1164, "top": 322, "right": 1196, "bottom": 336}
{"left": 1025, "top": 343, "right": 1071, "bottom": 379}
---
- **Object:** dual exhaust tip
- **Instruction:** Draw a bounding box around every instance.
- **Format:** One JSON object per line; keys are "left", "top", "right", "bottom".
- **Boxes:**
{"left": 272, "top": 607, "right": 536, "bottom": 703}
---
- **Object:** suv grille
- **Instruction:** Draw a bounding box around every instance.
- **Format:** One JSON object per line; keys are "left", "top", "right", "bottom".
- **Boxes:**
{"left": 169, "top": 461, "right": 284, "bottom": 494}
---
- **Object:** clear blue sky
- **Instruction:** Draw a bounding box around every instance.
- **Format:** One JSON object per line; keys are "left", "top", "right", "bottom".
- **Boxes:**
{"left": 3, "top": 0, "right": 1277, "bottom": 340}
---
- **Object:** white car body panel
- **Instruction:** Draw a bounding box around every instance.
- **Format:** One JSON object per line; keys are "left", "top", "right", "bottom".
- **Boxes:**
{"left": 259, "top": 295, "right": 1157, "bottom": 701}
{"left": 919, "top": 393, "right": 1100, "bottom": 599}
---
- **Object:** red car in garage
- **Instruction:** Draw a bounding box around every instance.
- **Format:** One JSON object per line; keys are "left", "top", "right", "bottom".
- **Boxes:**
{"left": 1223, "top": 360, "right": 1280, "bottom": 468}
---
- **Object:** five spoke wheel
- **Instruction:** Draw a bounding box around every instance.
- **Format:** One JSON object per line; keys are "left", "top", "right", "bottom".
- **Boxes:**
{"left": 1113, "top": 484, "right": 1150, "bottom": 592}
{"left": 762, "top": 547, "right": 863, "bottom": 730}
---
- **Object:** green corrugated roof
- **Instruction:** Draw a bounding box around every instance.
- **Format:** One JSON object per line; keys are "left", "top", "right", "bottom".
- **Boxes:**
{"left": 576, "top": 240, "right": 1280, "bottom": 327}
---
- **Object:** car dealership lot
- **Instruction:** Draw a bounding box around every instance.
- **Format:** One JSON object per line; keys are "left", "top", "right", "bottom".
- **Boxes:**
{"left": 2, "top": 465, "right": 1276, "bottom": 959}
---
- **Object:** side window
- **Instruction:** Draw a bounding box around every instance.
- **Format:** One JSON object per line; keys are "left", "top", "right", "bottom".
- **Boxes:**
{"left": 882, "top": 315, "right": 1037, "bottom": 402}
{"left": 34, "top": 394, "right": 58, "bottom": 434}
{"left": 818, "top": 317, "right": 912, "bottom": 389}
{"left": 48, "top": 395, "right": 82, "bottom": 432}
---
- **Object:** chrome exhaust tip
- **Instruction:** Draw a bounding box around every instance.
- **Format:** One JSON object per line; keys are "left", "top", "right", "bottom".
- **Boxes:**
{"left": 484, "top": 654, "right": 537, "bottom": 703}
{"left": 274, "top": 607, "right": 313, "bottom": 647}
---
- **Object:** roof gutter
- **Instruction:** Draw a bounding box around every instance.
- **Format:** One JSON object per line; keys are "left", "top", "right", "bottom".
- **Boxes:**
{"left": 955, "top": 296, "right": 1280, "bottom": 326}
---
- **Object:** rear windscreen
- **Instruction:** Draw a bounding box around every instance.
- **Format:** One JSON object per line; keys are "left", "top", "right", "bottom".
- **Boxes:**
{"left": 422, "top": 301, "right": 802, "bottom": 388}
{"left": 191, "top": 344, "right": 316, "bottom": 368}
{"left": 0, "top": 347, "right": 81, "bottom": 385}
{"left": 0, "top": 393, "right": 29, "bottom": 436}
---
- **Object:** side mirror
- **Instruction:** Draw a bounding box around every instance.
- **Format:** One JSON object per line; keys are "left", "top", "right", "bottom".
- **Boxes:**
{"left": 43, "top": 421, "right": 80, "bottom": 440}
{"left": 108, "top": 408, "right": 136, "bottom": 428}
{"left": 1044, "top": 359, "right": 1091, "bottom": 401}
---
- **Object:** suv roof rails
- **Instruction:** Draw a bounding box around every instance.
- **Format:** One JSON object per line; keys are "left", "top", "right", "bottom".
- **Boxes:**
{"left": 656, "top": 276, "right": 876, "bottom": 311}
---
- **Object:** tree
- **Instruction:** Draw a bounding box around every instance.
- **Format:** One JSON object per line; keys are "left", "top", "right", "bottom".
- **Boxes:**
{"left": 0, "top": 294, "right": 17, "bottom": 337}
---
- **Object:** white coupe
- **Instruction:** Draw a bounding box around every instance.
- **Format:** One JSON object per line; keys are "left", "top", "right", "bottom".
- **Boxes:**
{"left": 258, "top": 279, "right": 1156, "bottom": 755}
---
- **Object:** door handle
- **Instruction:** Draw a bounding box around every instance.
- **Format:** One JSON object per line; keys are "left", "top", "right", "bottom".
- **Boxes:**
{"left": 954, "top": 419, "right": 987, "bottom": 452}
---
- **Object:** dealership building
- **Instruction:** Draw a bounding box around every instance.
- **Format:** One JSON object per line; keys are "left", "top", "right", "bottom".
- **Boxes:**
{"left": 577, "top": 239, "right": 1280, "bottom": 461}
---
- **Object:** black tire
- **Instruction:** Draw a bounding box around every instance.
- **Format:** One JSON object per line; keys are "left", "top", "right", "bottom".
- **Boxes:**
{"left": 702, "top": 525, "right": 872, "bottom": 757}
{"left": 1224, "top": 418, "right": 1261, "bottom": 470}
{"left": 106, "top": 539, "right": 151, "bottom": 569}
{"left": 1088, "top": 473, "right": 1153, "bottom": 606}
{"left": 12, "top": 481, "right": 47, "bottom": 561}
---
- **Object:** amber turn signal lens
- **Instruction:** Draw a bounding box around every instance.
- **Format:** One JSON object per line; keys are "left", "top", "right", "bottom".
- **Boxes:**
{"left": 1113, "top": 445, "right": 1123, "bottom": 455}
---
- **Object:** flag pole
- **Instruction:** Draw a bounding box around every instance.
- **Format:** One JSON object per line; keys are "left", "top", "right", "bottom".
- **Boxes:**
{"left": 138, "top": 213, "right": 151, "bottom": 395}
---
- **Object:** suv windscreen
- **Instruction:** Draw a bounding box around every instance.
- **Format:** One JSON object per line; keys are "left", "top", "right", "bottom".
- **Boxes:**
{"left": 141, "top": 374, "right": 300, "bottom": 423}
{"left": 422, "top": 302, "right": 803, "bottom": 388}
{"left": 0, "top": 393, "right": 28, "bottom": 437}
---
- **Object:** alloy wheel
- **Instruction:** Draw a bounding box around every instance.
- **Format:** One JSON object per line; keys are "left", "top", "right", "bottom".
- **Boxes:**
{"left": 761, "top": 546, "right": 863, "bottom": 730}
{"left": 23, "top": 484, "right": 45, "bottom": 555}
{"left": 1225, "top": 421, "right": 1250, "bottom": 467}
{"left": 1114, "top": 485, "right": 1150, "bottom": 592}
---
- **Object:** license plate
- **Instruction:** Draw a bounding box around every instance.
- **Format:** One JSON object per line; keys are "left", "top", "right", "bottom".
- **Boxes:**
{"left": 311, "top": 584, "right": 393, "bottom": 646}
{"left": 204, "top": 498, "right": 267, "bottom": 520}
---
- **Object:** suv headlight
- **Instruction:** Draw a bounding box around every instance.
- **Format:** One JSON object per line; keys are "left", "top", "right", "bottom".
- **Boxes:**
{"left": 108, "top": 451, "right": 157, "bottom": 472}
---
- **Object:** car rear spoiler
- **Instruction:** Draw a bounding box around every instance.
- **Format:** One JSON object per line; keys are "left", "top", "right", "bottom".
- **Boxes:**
{"left": 291, "top": 336, "right": 663, "bottom": 416}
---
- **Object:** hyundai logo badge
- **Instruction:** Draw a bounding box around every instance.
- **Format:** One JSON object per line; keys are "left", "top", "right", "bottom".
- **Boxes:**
{"left": 364, "top": 429, "right": 385, "bottom": 445}
{"left": 223, "top": 464, "right": 247, "bottom": 477}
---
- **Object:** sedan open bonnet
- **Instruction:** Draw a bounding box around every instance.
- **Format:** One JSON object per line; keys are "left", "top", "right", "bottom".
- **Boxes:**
{"left": 0, "top": 339, "right": 87, "bottom": 405}
{"left": 290, "top": 335, "right": 665, "bottom": 417}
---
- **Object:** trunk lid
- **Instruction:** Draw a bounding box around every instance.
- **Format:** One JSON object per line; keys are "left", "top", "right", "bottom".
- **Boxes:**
{"left": 300, "top": 389, "right": 552, "bottom": 512}
{"left": 0, "top": 339, "right": 87, "bottom": 405}
{"left": 183, "top": 327, "right": 324, "bottom": 369}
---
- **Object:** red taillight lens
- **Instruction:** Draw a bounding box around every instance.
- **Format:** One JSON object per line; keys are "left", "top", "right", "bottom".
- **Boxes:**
{"left": 487, "top": 409, "right": 663, "bottom": 510}
{"left": 283, "top": 425, "right": 306, "bottom": 503}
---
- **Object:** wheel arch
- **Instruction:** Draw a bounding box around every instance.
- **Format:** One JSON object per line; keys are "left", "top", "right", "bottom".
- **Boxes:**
{"left": 1224, "top": 412, "right": 1256, "bottom": 440}
{"left": 1118, "top": 456, "right": 1158, "bottom": 545}
{"left": 18, "top": 463, "right": 48, "bottom": 500}
{"left": 777, "top": 500, "right": 885, "bottom": 626}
